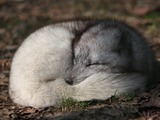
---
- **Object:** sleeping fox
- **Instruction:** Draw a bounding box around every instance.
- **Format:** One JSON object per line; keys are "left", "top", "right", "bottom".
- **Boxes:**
{"left": 9, "top": 19, "right": 155, "bottom": 108}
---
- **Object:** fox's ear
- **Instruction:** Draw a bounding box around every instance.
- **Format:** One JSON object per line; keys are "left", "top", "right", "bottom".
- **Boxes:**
{"left": 116, "top": 31, "right": 132, "bottom": 54}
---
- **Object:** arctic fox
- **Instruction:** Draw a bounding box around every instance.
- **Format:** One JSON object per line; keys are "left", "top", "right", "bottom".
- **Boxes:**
{"left": 9, "top": 19, "right": 155, "bottom": 108}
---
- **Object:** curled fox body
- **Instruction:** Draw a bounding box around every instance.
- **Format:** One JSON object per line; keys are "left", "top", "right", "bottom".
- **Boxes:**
{"left": 9, "top": 19, "right": 155, "bottom": 108}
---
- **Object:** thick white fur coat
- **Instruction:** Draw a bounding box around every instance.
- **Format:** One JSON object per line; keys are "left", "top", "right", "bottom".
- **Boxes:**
{"left": 9, "top": 20, "right": 152, "bottom": 108}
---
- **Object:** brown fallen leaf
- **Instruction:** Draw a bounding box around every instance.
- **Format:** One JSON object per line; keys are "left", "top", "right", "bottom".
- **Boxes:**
{"left": 126, "top": 0, "right": 160, "bottom": 16}
{"left": 131, "top": 7, "right": 151, "bottom": 16}
{"left": 0, "top": 59, "right": 12, "bottom": 71}
{"left": 0, "top": 95, "right": 9, "bottom": 101}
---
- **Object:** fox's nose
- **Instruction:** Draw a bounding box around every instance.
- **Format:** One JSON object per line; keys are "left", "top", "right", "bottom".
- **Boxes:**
{"left": 65, "top": 79, "right": 73, "bottom": 85}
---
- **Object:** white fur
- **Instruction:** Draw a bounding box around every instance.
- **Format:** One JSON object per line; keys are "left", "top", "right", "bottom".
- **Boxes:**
{"left": 9, "top": 23, "right": 146, "bottom": 108}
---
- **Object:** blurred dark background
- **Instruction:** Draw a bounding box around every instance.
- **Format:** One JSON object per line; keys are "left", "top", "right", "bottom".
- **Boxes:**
{"left": 0, "top": 0, "right": 160, "bottom": 59}
{"left": 0, "top": 1, "right": 159, "bottom": 40}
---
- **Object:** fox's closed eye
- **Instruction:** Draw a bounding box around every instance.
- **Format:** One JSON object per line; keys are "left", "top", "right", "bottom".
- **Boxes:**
{"left": 86, "top": 63, "right": 108, "bottom": 67}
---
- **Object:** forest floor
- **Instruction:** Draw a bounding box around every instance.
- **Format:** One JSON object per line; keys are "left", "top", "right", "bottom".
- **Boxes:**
{"left": 0, "top": 0, "right": 160, "bottom": 119}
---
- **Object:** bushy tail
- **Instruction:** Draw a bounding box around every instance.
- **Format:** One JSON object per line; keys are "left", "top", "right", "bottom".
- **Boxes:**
{"left": 9, "top": 72, "right": 146, "bottom": 108}
{"left": 71, "top": 73, "right": 146, "bottom": 101}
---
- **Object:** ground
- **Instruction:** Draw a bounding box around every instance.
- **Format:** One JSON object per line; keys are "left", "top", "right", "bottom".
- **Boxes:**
{"left": 0, "top": 0, "right": 160, "bottom": 119}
